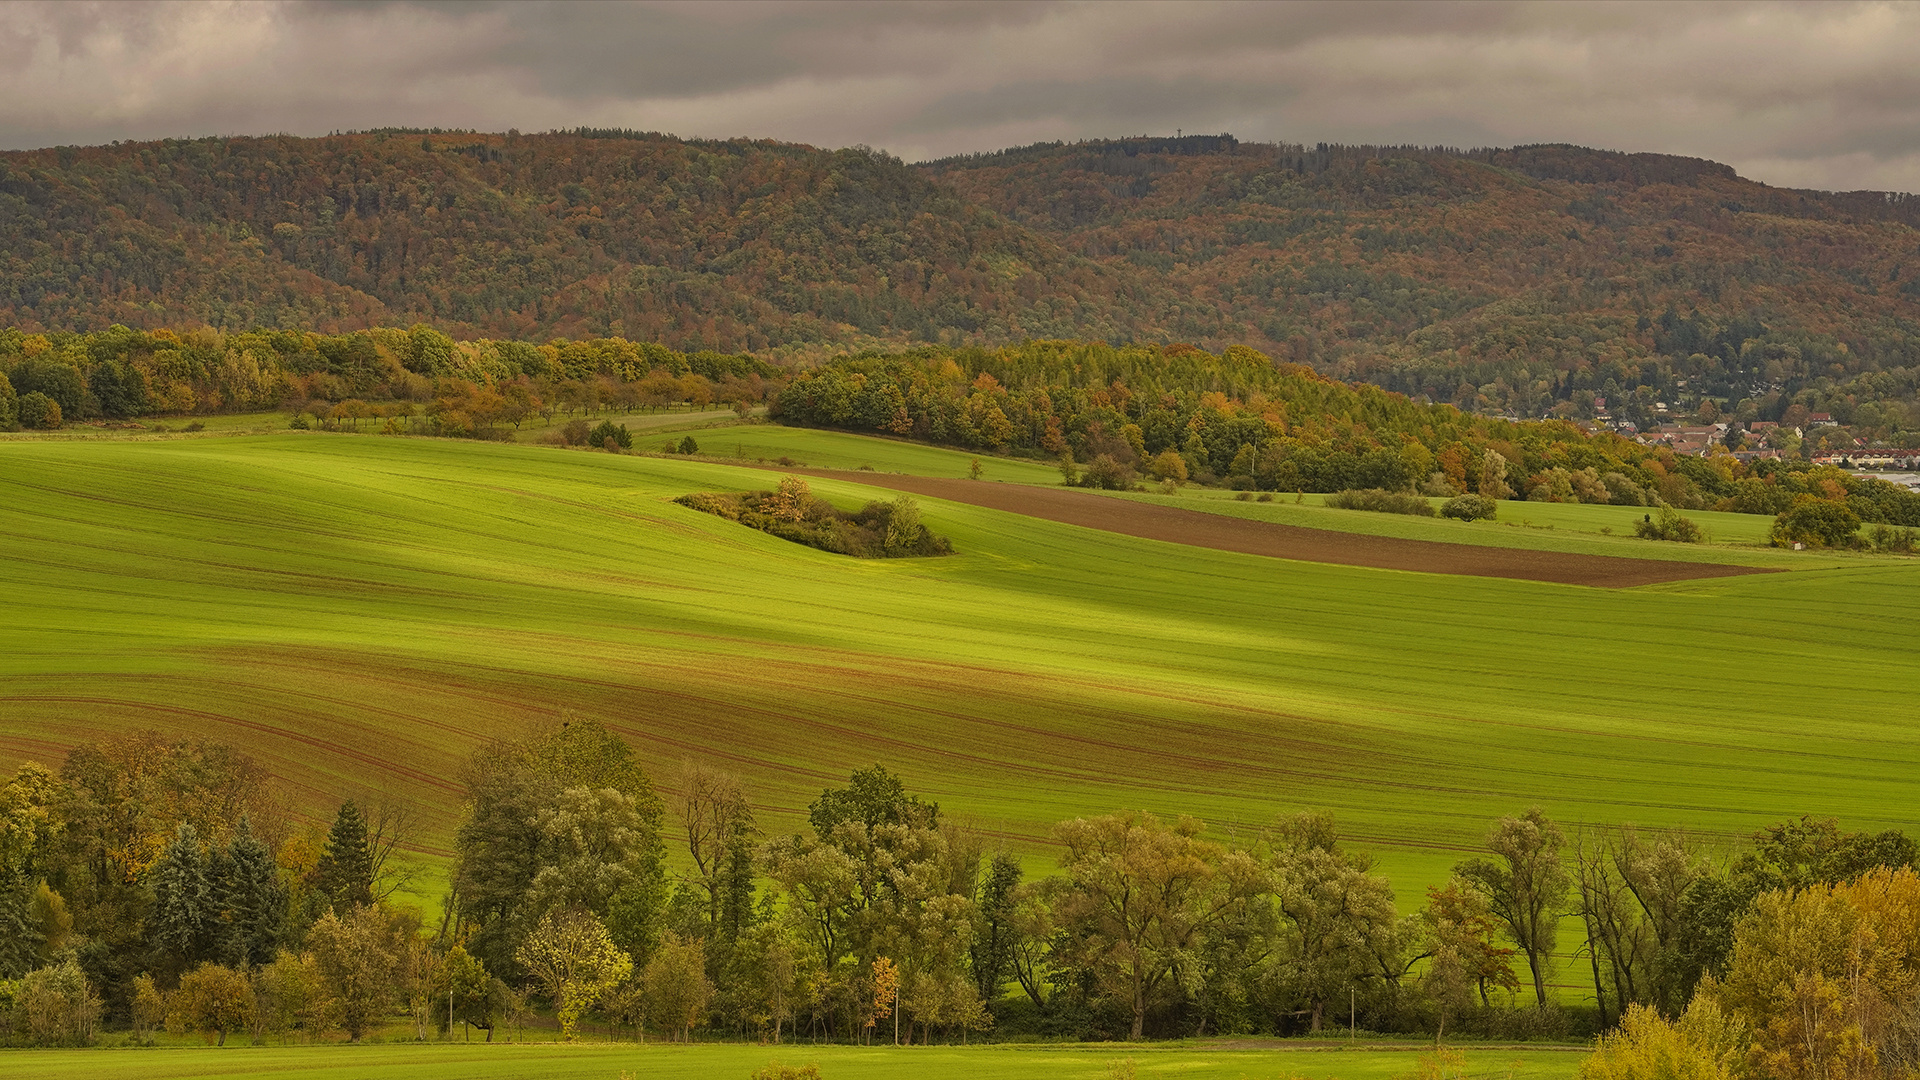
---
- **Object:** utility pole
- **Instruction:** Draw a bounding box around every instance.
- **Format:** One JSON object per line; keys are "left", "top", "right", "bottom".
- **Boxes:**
{"left": 1350, "top": 989, "right": 1355, "bottom": 1045}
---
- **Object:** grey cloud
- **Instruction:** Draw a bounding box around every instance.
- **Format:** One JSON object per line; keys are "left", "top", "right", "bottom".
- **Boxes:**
{"left": 1, "top": 0, "right": 1917, "bottom": 193}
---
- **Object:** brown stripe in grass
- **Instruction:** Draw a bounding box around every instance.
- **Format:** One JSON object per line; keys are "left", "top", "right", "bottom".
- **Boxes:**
{"left": 762, "top": 469, "right": 1783, "bottom": 588}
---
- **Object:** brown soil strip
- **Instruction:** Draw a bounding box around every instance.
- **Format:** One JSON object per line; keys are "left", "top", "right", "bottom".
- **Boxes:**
{"left": 754, "top": 469, "right": 1780, "bottom": 588}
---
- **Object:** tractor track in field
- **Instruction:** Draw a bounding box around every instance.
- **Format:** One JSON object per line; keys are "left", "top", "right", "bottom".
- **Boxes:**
{"left": 762, "top": 469, "right": 1783, "bottom": 588}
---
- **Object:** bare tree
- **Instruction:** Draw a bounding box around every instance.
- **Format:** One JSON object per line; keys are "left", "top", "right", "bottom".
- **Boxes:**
{"left": 351, "top": 794, "right": 421, "bottom": 903}
{"left": 1574, "top": 828, "right": 1654, "bottom": 1027}
{"left": 674, "top": 761, "right": 752, "bottom": 936}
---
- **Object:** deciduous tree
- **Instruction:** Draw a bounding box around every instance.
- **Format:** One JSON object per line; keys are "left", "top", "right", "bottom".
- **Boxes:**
{"left": 517, "top": 906, "right": 633, "bottom": 1040}
{"left": 1049, "top": 811, "right": 1263, "bottom": 1039}
{"left": 172, "top": 962, "right": 253, "bottom": 1045}
{"left": 306, "top": 905, "right": 400, "bottom": 1041}
{"left": 643, "top": 931, "right": 713, "bottom": 1042}
{"left": 1455, "top": 807, "right": 1570, "bottom": 1009}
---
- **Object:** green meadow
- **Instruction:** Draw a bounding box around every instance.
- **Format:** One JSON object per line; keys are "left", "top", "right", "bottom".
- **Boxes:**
{"left": 0, "top": 1039, "right": 1584, "bottom": 1080}
{"left": 4, "top": 426, "right": 1920, "bottom": 998}
{"left": 1113, "top": 489, "right": 1795, "bottom": 565}
{"left": 624, "top": 418, "right": 1067, "bottom": 484}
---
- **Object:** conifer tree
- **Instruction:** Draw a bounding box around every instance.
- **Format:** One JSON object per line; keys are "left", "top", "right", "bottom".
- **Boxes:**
{"left": 315, "top": 801, "right": 374, "bottom": 909}
{"left": 0, "top": 872, "right": 41, "bottom": 978}
{"left": 150, "top": 823, "right": 213, "bottom": 971}
{"left": 220, "top": 816, "right": 286, "bottom": 966}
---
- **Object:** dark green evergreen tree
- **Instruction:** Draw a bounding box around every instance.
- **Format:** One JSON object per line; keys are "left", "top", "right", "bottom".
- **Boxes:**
{"left": 0, "top": 871, "right": 41, "bottom": 977}
{"left": 220, "top": 816, "right": 286, "bottom": 966}
{"left": 149, "top": 823, "right": 213, "bottom": 972}
{"left": 314, "top": 801, "right": 374, "bottom": 909}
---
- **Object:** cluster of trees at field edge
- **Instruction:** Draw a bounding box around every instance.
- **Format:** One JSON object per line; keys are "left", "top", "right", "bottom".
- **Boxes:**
{"left": 5, "top": 721, "right": 1918, "bottom": 1078}
{"left": 0, "top": 325, "right": 775, "bottom": 440}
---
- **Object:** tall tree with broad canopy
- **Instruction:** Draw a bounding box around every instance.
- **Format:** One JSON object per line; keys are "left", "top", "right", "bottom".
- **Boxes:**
{"left": 1263, "top": 813, "right": 1405, "bottom": 1033}
{"left": 1048, "top": 811, "right": 1264, "bottom": 1040}
{"left": 306, "top": 904, "right": 401, "bottom": 1042}
{"left": 452, "top": 717, "right": 666, "bottom": 981}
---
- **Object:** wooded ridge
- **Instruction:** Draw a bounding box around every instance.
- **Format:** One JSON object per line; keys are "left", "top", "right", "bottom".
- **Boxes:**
{"left": 5, "top": 129, "right": 1919, "bottom": 422}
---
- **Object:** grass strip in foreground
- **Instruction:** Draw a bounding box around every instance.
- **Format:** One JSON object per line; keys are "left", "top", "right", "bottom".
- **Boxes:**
{"left": 0, "top": 1040, "right": 1587, "bottom": 1080}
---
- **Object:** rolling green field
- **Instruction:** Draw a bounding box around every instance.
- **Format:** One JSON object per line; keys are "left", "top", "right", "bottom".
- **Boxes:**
{"left": 638, "top": 420, "right": 1067, "bottom": 485}
{"left": 4, "top": 426, "right": 1920, "bottom": 1000}
{"left": 0, "top": 1040, "right": 1585, "bottom": 1080}
{"left": 1113, "top": 489, "right": 1797, "bottom": 565}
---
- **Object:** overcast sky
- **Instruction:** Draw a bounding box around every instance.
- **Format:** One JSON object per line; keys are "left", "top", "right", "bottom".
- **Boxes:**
{"left": 4, "top": 0, "right": 1918, "bottom": 193}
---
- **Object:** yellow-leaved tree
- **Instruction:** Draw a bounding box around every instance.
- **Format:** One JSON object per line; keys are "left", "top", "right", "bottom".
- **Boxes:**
{"left": 517, "top": 906, "right": 632, "bottom": 1041}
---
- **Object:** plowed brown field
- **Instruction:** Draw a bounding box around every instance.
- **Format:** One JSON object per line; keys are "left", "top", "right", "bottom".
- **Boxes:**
{"left": 782, "top": 470, "right": 1780, "bottom": 588}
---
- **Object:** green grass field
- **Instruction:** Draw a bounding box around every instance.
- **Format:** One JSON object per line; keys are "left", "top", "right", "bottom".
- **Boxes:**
{"left": 0, "top": 1039, "right": 1585, "bottom": 1080}
{"left": 640, "top": 420, "right": 1067, "bottom": 485}
{"left": 1108, "top": 490, "right": 1806, "bottom": 567}
{"left": 5, "top": 426, "right": 1920, "bottom": 1001}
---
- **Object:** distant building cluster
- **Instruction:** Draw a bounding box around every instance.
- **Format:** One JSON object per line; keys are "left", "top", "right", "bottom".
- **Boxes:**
{"left": 1601, "top": 416, "right": 1920, "bottom": 474}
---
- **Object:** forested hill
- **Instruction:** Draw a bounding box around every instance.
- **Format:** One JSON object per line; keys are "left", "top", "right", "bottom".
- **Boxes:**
{"left": 0, "top": 130, "right": 1154, "bottom": 352}
{"left": 6, "top": 129, "right": 1920, "bottom": 424}
{"left": 924, "top": 137, "right": 1920, "bottom": 425}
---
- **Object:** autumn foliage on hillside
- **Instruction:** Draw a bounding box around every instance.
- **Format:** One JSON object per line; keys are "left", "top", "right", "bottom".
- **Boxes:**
{"left": 926, "top": 137, "right": 1920, "bottom": 426}
{"left": 775, "top": 340, "right": 1920, "bottom": 532}
{"left": 7, "top": 131, "right": 1920, "bottom": 428}
{"left": 0, "top": 130, "right": 1148, "bottom": 354}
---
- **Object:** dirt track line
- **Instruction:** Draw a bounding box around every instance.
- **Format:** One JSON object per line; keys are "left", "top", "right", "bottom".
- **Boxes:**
{"left": 747, "top": 468, "right": 1782, "bottom": 588}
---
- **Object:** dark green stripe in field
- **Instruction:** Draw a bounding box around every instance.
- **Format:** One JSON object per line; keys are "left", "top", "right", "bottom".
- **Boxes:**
{"left": 2, "top": 433, "right": 1916, "bottom": 909}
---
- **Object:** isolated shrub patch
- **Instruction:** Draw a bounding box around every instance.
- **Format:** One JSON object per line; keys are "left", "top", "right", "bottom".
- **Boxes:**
{"left": 751, "top": 1063, "right": 822, "bottom": 1080}
{"left": 588, "top": 420, "right": 631, "bottom": 449}
{"left": 1076, "top": 454, "right": 1135, "bottom": 491}
{"left": 1441, "top": 493, "right": 1498, "bottom": 521}
{"left": 1325, "top": 488, "right": 1435, "bottom": 516}
{"left": 677, "top": 476, "right": 952, "bottom": 558}
{"left": 1635, "top": 506, "right": 1706, "bottom": 543}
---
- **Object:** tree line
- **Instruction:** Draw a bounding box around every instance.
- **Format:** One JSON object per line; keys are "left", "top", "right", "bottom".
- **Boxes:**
{"left": 6, "top": 721, "right": 1919, "bottom": 1066}
{"left": 0, "top": 324, "right": 774, "bottom": 434}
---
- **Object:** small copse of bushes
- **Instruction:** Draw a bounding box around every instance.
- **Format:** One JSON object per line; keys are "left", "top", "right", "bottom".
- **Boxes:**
{"left": 1441, "top": 493, "right": 1499, "bottom": 521}
{"left": 1325, "top": 488, "right": 1435, "bottom": 517}
{"left": 677, "top": 476, "right": 952, "bottom": 558}
{"left": 1634, "top": 507, "right": 1706, "bottom": 543}
{"left": 589, "top": 420, "right": 632, "bottom": 449}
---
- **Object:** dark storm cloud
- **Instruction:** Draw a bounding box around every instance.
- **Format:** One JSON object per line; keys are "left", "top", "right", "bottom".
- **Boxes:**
{"left": 3, "top": 0, "right": 1918, "bottom": 192}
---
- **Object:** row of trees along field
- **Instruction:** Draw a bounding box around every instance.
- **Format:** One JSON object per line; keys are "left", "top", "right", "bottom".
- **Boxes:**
{"left": 774, "top": 341, "right": 1920, "bottom": 530}
{"left": 0, "top": 325, "right": 776, "bottom": 436}
{"left": 6, "top": 721, "right": 1920, "bottom": 1071}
